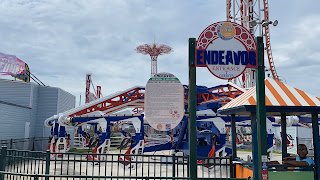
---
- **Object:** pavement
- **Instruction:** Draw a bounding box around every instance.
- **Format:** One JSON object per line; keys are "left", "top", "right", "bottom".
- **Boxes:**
{"left": 237, "top": 150, "right": 283, "bottom": 162}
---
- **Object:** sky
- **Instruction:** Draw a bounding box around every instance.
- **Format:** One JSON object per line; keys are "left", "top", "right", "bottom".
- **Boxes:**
{"left": 0, "top": 0, "right": 320, "bottom": 107}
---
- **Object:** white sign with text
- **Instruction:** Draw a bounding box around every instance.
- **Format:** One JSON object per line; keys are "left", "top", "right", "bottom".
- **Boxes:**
{"left": 145, "top": 72, "right": 184, "bottom": 131}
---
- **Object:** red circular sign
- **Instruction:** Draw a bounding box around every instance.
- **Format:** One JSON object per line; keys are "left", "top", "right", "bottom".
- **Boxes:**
{"left": 196, "top": 21, "right": 257, "bottom": 80}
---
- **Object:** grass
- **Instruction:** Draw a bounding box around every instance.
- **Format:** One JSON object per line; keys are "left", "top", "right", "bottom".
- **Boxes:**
{"left": 237, "top": 149, "right": 283, "bottom": 155}
{"left": 237, "top": 149, "right": 252, "bottom": 152}
{"left": 272, "top": 150, "right": 282, "bottom": 154}
{"left": 68, "top": 148, "right": 91, "bottom": 153}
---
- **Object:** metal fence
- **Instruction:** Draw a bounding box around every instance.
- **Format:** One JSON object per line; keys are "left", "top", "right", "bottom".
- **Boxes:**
{"left": 0, "top": 136, "right": 123, "bottom": 152}
{"left": 0, "top": 138, "right": 49, "bottom": 152}
{"left": 0, "top": 147, "right": 235, "bottom": 180}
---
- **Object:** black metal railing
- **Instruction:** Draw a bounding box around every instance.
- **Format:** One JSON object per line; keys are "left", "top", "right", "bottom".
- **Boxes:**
{"left": 0, "top": 146, "right": 235, "bottom": 180}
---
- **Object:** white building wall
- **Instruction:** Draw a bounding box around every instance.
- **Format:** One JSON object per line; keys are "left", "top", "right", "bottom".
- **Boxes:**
{"left": 0, "top": 78, "right": 75, "bottom": 140}
{"left": 0, "top": 103, "right": 31, "bottom": 139}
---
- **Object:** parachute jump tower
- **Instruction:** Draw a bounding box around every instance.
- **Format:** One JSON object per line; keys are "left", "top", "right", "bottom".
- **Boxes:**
{"left": 135, "top": 43, "right": 173, "bottom": 77}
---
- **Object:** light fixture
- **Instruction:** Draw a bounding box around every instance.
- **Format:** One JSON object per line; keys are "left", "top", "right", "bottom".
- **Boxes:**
{"left": 250, "top": 20, "right": 278, "bottom": 27}
{"left": 250, "top": 20, "right": 258, "bottom": 27}
{"left": 261, "top": 21, "right": 269, "bottom": 27}
{"left": 272, "top": 20, "right": 278, "bottom": 26}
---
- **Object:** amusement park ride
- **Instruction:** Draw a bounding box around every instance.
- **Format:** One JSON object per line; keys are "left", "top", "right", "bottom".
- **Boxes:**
{"left": 226, "top": 0, "right": 279, "bottom": 88}
{"left": 44, "top": 0, "right": 309, "bottom": 171}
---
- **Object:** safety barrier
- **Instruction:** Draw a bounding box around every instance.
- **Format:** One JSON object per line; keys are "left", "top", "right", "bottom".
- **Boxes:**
{"left": 0, "top": 172, "right": 248, "bottom": 180}
{"left": 267, "top": 164, "right": 315, "bottom": 180}
{"left": 233, "top": 159, "right": 316, "bottom": 180}
{"left": 0, "top": 138, "right": 49, "bottom": 152}
{"left": 0, "top": 146, "right": 237, "bottom": 180}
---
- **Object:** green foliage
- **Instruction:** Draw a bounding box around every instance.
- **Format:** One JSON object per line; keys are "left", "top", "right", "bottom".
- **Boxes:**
{"left": 68, "top": 148, "right": 91, "bottom": 153}
{"left": 237, "top": 149, "right": 252, "bottom": 152}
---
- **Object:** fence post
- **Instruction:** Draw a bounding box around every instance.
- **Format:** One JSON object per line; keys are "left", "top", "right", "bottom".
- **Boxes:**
{"left": 172, "top": 154, "right": 176, "bottom": 179}
{"left": 32, "top": 137, "right": 35, "bottom": 151}
{"left": 45, "top": 150, "right": 50, "bottom": 180}
{"left": 0, "top": 146, "right": 7, "bottom": 180}
{"left": 10, "top": 139, "right": 13, "bottom": 149}
{"left": 229, "top": 155, "right": 235, "bottom": 178}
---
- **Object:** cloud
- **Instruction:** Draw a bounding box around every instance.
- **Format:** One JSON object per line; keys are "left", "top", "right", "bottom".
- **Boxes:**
{"left": 269, "top": 13, "right": 320, "bottom": 97}
{"left": 0, "top": 0, "right": 319, "bottom": 107}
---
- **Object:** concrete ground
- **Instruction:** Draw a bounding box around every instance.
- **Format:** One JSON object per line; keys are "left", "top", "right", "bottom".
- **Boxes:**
{"left": 237, "top": 150, "right": 283, "bottom": 162}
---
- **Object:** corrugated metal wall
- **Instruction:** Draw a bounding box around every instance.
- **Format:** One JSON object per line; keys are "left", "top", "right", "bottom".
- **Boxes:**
{"left": 0, "top": 103, "right": 31, "bottom": 139}
{"left": 36, "top": 86, "right": 59, "bottom": 137}
{"left": 57, "top": 89, "right": 76, "bottom": 114}
{"left": 0, "top": 79, "right": 75, "bottom": 139}
{"left": 0, "top": 79, "right": 33, "bottom": 108}
{"left": 28, "top": 84, "right": 38, "bottom": 138}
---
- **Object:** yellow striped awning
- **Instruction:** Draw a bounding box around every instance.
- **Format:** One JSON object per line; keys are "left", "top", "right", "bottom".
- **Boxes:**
{"left": 219, "top": 78, "right": 320, "bottom": 111}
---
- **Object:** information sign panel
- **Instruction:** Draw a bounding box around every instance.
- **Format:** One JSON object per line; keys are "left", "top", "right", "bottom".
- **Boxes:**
{"left": 145, "top": 72, "right": 184, "bottom": 131}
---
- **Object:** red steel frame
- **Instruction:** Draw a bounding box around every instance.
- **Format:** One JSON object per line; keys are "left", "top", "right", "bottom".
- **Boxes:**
{"left": 70, "top": 87, "right": 144, "bottom": 117}
{"left": 227, "top": 0, "right": 278, "bottom": 81}
{"left": 263, "top": 0, "right": 278, "bottom": 80}
{"left": 85, "top": 74, "right": 92, "bottom": 104}
{"left": 198, "top": 84, "right": 245, "bottom": 104}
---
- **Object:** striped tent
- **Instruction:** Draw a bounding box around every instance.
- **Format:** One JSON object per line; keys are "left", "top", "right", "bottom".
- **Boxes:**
{"left": 218, "top": 78, "right": 320, "bottom": 178}
{"left": 219, "top": 78, "right": 320, "bottom": 111}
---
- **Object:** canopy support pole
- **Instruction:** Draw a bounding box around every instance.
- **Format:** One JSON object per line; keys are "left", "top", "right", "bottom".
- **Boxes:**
{"left": 251, "top": 112, "right": 258, "bottom": 180}
{"left": 255, "top": 36, "right": 266, "bottom": 180}
{"left": 281, "top": 113, "right": 287, "bottom": 159}
{"left": 231, "top": 114, "right": 237, "bottom": 159}
{"left": 312, "top": 113, "right": 320, "bottom": 180}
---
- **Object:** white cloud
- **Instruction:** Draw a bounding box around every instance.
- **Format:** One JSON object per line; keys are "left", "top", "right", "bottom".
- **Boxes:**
{"left": 269, "top": 13, "right": 320, "bottom": 97}
{"left": 0, "top": 0, "right": 320, "bottom": 107}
